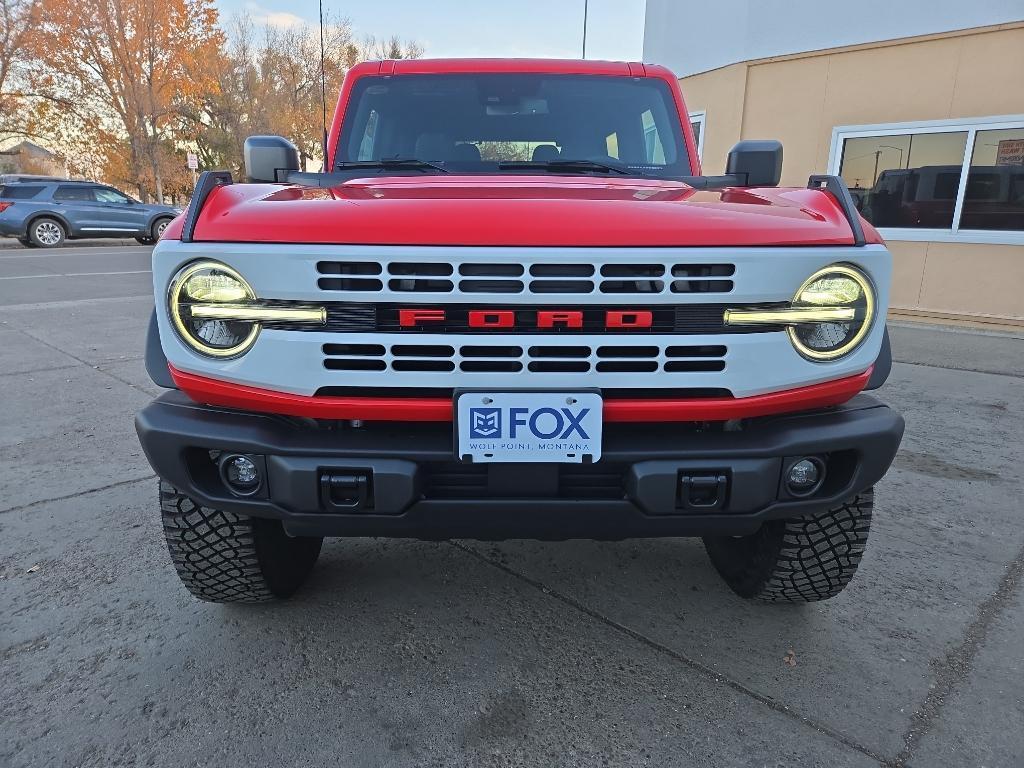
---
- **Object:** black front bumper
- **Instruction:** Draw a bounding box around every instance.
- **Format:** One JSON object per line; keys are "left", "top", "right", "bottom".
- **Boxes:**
{"left": 135, "top": 392, "right": 903, "bottom": 540}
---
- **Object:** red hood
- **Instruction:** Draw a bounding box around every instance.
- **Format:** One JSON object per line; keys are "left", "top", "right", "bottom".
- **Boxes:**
{"left": 175, "top": 175, "right": 875, "bottom": 247}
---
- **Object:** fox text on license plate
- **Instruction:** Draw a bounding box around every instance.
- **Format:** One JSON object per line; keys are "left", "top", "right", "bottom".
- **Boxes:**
{"left": 455, "top": 392, "right": 603, "bottom": 463}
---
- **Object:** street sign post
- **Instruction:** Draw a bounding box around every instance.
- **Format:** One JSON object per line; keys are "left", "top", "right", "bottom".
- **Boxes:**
{"left": 186, "top": 152, "right": 199, "bottom": 187}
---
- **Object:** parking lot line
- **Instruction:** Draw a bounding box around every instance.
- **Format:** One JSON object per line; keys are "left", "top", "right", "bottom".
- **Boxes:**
{"left": 0, "top": 270, "right": 151, "bottom": 279}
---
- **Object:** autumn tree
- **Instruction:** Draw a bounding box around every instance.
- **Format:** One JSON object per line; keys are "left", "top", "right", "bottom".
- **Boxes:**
{"left": 178, "top": 15, "right": 422, "bottom": 176}
{"left": 0, "top": 0, "right": 40, "bottom": 139}
{"left": 30, "top": 0, "right": 223, "bottom": 200}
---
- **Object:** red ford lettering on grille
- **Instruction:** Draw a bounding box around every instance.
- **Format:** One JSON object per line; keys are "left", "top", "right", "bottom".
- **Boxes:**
{"left": 399, "top": 309, "right": 447, "bottom": 327}
{"left": 536, "top": 311, "right": 584, "bottom": 329}
{"left": 606, "top": 310, "right": 653, "bottom": 329}
{"left": 468, "top": 310, "right": 515, "bottom": 328}
{"left": 397, "top": 308, "right": 653, "bottom": 330}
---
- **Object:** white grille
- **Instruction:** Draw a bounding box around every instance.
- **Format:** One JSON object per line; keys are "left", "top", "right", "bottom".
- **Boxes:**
{"left": 323, "top": 341, "right": 727, "bottom": 375}
{"left": 316, "top": 258, "right": 734, "bottom": 298}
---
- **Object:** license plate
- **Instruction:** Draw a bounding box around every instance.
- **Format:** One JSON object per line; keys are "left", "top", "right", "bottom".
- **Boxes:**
{"left": 455, "top": 392, "right": 603, "bottom": 463}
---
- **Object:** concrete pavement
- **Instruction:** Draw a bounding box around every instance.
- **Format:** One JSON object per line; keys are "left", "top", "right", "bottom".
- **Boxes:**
{"left": 1, "top": 245, "right": 1022, "bottom": 767}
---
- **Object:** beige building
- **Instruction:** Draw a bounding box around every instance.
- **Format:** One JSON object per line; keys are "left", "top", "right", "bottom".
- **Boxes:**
{"left": 644, "top": 1, "right": 1024, "bottom": 328}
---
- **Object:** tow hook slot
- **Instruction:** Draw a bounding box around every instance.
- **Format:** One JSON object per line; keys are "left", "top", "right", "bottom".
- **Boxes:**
{"left": 678, "top": 473, "right": 728, "bottom": 511}
{"left": 319, "top": 471, "right": 373, "bottom": 512}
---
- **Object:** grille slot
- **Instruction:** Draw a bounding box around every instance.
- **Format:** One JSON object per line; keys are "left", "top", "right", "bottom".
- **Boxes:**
{"left": 529, "top": 279, "right": 593, "bottom": 293}
{"left": 665, "top": 360, "right": 726, "bottom": 372}
{"left": 460, "top": 263, "right": 524, "bottom": 276}
{"left": 666, "top": 345, "right": 728, "bottom": 357}
{"left": 390, "top": 262, "right": 453, "bottom": 276}
{"left": 324, "top": 358, "right": 387, "bottom": 371}
{"left": 529, "top": 360, "right": 590, "bottom": 373}
{"left": 322, "top": 343, "right": 385, "bottom": 356}
{"left": 461, "top": 345, "right": 522, "bottom": 358}
{"left": 318, "top": 277, "right": 383, "bottom": 291}
{"left": 459, "top": 279, "right": 524, "bottom": 293}
{"left": 317, "top": 261, "right": 382, "bottom": 275}
{"left": 529, "top": 346, "right": 590, "bottom": 358}
{"left": 596, "top": 361, "right": 659, "bottom": 372}
{"left": 392, "top": 359, "right": 455, "bottom": 372}
{"left": 597, "top": 345, "right": 659, "bottom": 358}
{"left": 460, "top": 360, "right": 523, "bottom": 372}
{"left": 391, "top": 344, "right": 454, "bottom": 357}
{"left": 530, "top": 264, "right": 594, "bottom": 277}
{"left": 388, "top": 278, "right": 454, "bottom": 292}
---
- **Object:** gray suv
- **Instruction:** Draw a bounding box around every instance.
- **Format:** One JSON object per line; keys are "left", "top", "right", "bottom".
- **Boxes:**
{"left": 0, "top": 180, "right": 182, "bottom": 247}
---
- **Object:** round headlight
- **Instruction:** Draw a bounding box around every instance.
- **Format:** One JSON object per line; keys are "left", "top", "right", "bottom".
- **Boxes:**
{"left": 168, "top": 261, "right": 259, "bottom": 358}
{"left": 788, "top": 265, "right": 875, "bottom": 361}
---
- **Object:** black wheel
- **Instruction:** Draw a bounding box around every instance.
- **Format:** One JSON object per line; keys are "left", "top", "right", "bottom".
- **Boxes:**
{"left": 135, "top": 236, "right": 155, "bottom": 245}
{"left": 28, "top": 217, "right": 65, "bottom": 248}
{"left": 703, "top": 490, "right": 874, "bottom": 603}
{"left": 159, "top": 480, "right": 323, "bottom": 603}
{"left": 17, "top": 236, "right": 35, "bottom": 248}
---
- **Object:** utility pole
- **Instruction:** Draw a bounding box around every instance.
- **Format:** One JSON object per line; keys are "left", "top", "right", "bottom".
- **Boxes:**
{"left": 582, "top": 0, "right": 588, "bottom": 59}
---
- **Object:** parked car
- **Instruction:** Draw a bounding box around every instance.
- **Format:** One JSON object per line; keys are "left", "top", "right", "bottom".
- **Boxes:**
{"left": 136, "top": 58, "right": 903, "bottom": 606}
{"left": 0, "top": 180, "right": 182, "bottom": 247}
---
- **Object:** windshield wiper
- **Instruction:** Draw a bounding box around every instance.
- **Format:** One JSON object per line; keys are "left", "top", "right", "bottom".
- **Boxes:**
{"left": 497, "top": 159, "right": 634, "bottom": 176}
{"left": 335, "top": 158, "right": 450, "bottom": 174}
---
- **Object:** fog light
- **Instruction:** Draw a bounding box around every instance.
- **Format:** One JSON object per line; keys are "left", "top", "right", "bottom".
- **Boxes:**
{"left": 786, "top": 458, "right": 823, "bottom": 496}
{"left": 221, "top": 454, "right": 261, "bottom": 495}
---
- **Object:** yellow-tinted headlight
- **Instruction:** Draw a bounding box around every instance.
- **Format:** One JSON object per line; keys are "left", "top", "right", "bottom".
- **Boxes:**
{"left": 169, "top": 261, "right": 259, "bottom": 358}
{"left": 788, "top": 264, "right": 875, "bottom": 361}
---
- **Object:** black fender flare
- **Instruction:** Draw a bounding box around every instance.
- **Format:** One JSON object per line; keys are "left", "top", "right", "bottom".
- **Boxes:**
{"left": 865, "top": 325, "right": 892, "bottom": 390}
{"left": 145, "top": 308, "right": 176, "bottom": 389}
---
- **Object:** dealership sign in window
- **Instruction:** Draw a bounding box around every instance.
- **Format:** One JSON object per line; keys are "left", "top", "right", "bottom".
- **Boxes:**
{"left": 996, "top": 139, "right": 1024, "bottom": 166}
{"left": 830, "top": 116, "right": 1024, "bottom": 243}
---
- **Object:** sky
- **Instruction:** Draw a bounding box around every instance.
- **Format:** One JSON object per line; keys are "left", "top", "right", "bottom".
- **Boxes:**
{"left": 215, "top": 0, "right": 647, "bottom": 61}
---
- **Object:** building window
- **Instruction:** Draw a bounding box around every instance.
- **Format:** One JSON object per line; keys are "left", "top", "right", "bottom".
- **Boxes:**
{"left": 689, "top": 111, "right": 705, "bottom": 161}
{"left": 830, "top": 116, "right": 1024, "bottom": 244}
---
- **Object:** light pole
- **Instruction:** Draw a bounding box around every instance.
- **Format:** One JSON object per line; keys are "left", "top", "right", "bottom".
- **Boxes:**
{"left": 582, "top": 0, "right": 588, "bottom": 59}
{"left": 880, "top": 144, "right": 904, "bottom": 169}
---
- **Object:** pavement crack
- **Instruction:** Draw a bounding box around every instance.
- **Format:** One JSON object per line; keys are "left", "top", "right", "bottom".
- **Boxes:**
{"left": 6, "top": 324, "right": 154, "bottom": 398}
{"left": 886, "top": 539, "right": 1024, "bottom": 767}
{"left": 451, "top": 541, "right": 889, "bottom": 766}
{"left": 0, "top": 475, "right": 155, "bottom": 515}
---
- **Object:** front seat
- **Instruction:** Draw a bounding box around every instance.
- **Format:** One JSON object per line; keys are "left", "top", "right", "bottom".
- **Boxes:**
{"left": 414, "top": 133, "right": 454, "bottom": 161}
{"left": 452, "top": 143, "right": 482, "bottom": 162}
{"left": 532, "top": 144, "right": 560, "bottom": 162}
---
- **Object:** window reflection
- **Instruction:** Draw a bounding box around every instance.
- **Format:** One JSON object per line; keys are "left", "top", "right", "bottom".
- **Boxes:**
{"left": 960, "top": 128, "right": 1024, "bottom": 231}
{"left": 839, "top": 132, "right": 968, "bottom": 229}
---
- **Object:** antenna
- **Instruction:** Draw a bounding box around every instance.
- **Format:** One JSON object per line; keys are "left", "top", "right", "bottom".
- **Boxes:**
{"left": 319, "top": 0, "right": 329, "bottom": 169}
{"left": 581, "top": 0, "right": 588, "bottom": 59}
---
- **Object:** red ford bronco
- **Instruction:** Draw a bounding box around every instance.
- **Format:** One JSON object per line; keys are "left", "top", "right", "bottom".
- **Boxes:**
{"left": 136, "top": 59, "right": 904, "bottom": 604}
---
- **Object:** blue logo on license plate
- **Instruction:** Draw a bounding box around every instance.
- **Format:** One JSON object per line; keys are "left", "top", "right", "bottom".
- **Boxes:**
{"left": 469, "top": 407, "right": 501, "bottom": 438}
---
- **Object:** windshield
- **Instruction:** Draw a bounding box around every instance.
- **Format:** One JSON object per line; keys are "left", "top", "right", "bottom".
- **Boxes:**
{"left": 336, "top": 74, "right": 691, "bottom": 179}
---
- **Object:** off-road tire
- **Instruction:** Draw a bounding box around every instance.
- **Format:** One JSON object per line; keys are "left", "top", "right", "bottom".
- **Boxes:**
{"left": 703, "top": 490, "right": 874, "bottom": 603}
{"left": 28, "top": 217, "right": 65, "bottom": 248}
{"left": 159, "top": 480, "right": 323, "bottom": 603}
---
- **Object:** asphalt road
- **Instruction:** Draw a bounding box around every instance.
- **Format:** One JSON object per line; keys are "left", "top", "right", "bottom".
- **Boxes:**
{"left": 2, "top": 245, "right": 1023, "bottom": 767}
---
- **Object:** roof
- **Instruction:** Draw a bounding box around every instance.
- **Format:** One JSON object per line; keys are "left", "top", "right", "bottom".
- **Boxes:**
{"left": 356, "top": 58, "right": 672, "bottom": 78}
{"left": 0, "top": 140, "right": 57, "bottom": 158}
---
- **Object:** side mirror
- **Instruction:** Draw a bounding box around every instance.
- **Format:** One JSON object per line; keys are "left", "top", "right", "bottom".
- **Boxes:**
{"left": 244, "top": 135, "right": 300, "bottom": 183}
{"left": 726, "top": 140, "right": 783, "bottom": 187}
